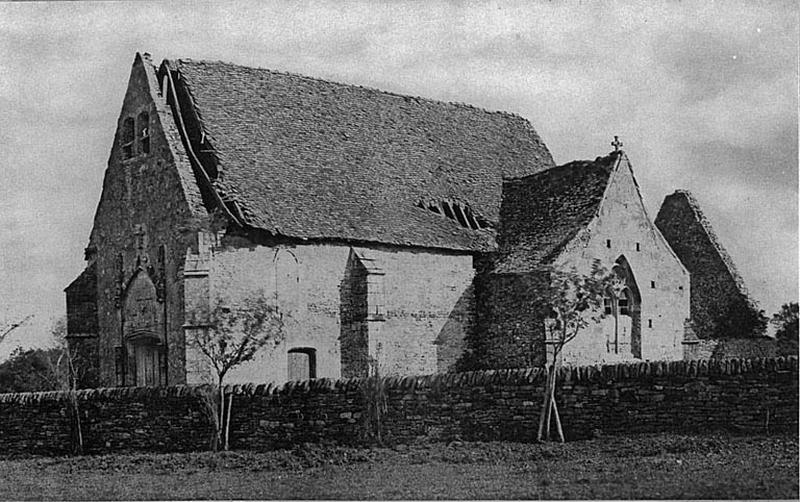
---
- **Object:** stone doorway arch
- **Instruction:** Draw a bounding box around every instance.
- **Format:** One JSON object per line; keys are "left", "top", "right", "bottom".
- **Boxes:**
{"left": 122, "top": 270, "right": 166, "bottom": 386}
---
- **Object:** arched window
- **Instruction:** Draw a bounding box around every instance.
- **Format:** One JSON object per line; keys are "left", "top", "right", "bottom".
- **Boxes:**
{"left": 121, "top": 117, "right": 135, "bottom": 159}
{"left": 603, "top": 257, "right": 642, "bottom": 358}
{"left": 137, "top": 112, "right": 150, "bottom": 154}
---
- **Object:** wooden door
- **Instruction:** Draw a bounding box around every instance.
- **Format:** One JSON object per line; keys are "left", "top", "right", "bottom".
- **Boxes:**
{"left": 135, "top": 344, "right": 160, "bottom": 387}
{"left": 288, "top": 349, "right": 316, "bottom": 381}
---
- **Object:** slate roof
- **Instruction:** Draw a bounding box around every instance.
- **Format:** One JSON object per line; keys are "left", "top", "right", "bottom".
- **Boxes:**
{"left": 166, "top": 59, "right": 555, "bottom": 252}
{"left": 491, "top": 153, "right": 619, "bottom": 273}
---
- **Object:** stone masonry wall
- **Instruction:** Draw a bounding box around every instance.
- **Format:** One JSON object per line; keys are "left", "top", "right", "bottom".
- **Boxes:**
{"left": 65, "top": 262, "right": 101, "bottom": 388}
{"left": 0, "top": 357, "right": 795, "bottom": 456}
{"left": 469, "top": 272, "right": 548, "bottom": 370}
{"left": 184, "top": 241, "right": 475, "bottom": 384}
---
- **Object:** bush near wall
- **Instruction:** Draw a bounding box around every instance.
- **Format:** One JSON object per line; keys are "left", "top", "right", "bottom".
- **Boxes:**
{"left": 0, "top": 357, "right": 796, "bottom": 456}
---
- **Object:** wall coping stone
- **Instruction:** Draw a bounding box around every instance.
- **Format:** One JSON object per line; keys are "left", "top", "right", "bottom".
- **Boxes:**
{"left": 0, "top": 356, "right": 796, "bottom": 405}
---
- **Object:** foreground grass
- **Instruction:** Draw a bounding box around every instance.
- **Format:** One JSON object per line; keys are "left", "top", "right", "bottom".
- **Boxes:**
{"left": 0, "top": 432, "right": 796, "bottom": 500}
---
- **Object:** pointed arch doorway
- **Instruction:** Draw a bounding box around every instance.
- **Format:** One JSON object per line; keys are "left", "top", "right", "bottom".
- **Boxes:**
{"left": 122, "top": 270, "right": 167, "bottom": 386}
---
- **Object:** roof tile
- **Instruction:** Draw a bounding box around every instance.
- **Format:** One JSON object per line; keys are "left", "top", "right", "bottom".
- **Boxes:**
{"left": 169, "top": 59, "right": 555, "bottom": 251}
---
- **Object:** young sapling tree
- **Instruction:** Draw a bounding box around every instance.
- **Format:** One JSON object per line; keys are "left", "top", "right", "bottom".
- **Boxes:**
{"left": 532, "top": 260, "right": 618, "bottom": 442}
{"left": 191, "top": 293, "right": 283, "bottom": 451}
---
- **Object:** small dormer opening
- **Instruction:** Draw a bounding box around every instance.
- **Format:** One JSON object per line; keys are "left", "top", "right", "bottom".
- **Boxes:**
{"left": 138, "top": 112, "right": 150, "bottom": 155}
{"left": 121, "top": 117, "right": 135, "bottom": 159}
{"left": 442, "top": 201, "right": 455, "bottom": 220}
{"left": 452, "top": 203, "right": 469, "bottom": 228}
{"left": 416, "top": 199, "right": 493, "bottom": 231}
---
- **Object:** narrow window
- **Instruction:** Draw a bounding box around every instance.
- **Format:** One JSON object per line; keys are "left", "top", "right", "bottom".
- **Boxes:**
{"left": 618, "top": 289, "right": 630, "bottom": 316}
{"left": 603, "top": 296, "right": 612, "bottom": 315}
{"left": 648, "top": 319, "right": 653, "bottom": 328}
{"left": 138, "top": 112, "right": 150, "bottom": 154}
{"left": 121, "top": 117, "right": 135, "bottom": 159}
{"left": 157, "top": 244, "right": 166, "bottom": 270}
{"left": 650, "top": 280, "right": 656, "bottom": 289}
{"left": 114, "top": 346, "right": 124, "bottom": 386}
{"left": 636, "top": 242, "right": 641, "bottom": 252}
{"left": 606, "top": 239, "right": 612, "bottom": 248}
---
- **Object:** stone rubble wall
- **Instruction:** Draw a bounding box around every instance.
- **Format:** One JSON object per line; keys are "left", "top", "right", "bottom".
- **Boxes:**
{"left": 0, "top": 357, "right": 795, "bottom": 456}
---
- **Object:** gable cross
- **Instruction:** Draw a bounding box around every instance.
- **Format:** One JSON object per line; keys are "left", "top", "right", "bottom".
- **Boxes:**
{"left": 611, "top": 136, "right": 623, "bottom": 152}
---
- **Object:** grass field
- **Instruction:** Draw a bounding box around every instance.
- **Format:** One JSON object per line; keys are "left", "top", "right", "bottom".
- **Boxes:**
{"left": 0, "top": 432, "right": 796, "bottom": 500}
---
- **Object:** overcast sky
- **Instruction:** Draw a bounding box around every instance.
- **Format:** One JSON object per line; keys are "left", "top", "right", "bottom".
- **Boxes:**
{"left": 0, "top": 1, "right": 797, "bottom": 356}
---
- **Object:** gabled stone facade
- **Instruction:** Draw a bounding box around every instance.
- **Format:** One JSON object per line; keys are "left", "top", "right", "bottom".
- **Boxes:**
{"left": 66, "top": 53, "right": 207, "bottom": 387}
{"left": 470, "top": 153, "right": 690, "bottom": 368}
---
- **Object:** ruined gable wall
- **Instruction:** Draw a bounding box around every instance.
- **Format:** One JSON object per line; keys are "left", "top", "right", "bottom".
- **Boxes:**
{"left": 89, "top": 55, "right": 205, "bottom": 386}
{"left": 556, "top": 156, "right": 689, "bottom": 364}
{"left": 655, "top": 191, "right": 764, "bottom": 339}
{"left": 184, "top": 241, "right": 475, "bottom": 385}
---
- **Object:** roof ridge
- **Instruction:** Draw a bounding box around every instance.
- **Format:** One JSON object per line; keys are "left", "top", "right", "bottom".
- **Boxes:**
{"left": 172, "top": 57, "right": 533, "bottom": 123}
{"left": 505, "top": 151, "right": 619, "bottom": 183}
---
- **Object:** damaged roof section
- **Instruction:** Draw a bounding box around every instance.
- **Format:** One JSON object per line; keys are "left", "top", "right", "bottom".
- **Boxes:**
{"left": 163, "top": 58, "right": 555, "bottom": 252}
{"left": 492, "top": 153, "right": 619, "bottom": 273}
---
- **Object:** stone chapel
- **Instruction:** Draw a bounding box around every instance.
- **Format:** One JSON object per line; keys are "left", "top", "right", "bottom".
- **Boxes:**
{"left": 65, "top": 53, "right": 693, "bottom": 388}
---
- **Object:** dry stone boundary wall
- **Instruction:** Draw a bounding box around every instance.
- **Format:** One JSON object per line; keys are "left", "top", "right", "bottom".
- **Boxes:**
{"left": 0, "top": 357, "right": 796, "bottom": 456}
